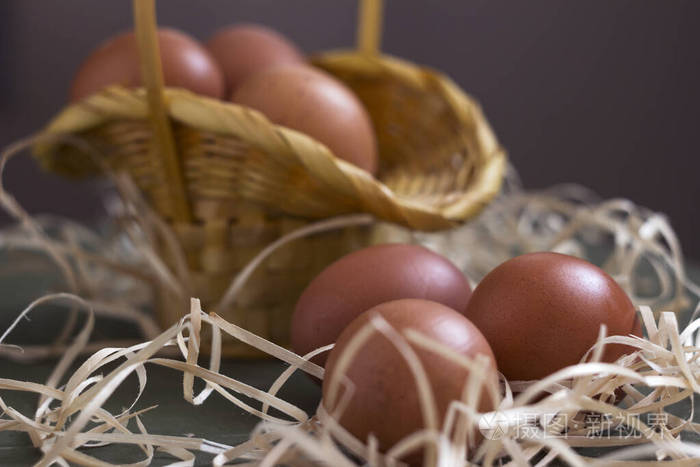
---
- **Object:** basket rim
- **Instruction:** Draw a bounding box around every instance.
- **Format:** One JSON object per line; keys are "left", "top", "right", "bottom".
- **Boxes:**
{"left": 34, "top": 50, "right": 507, "bottom": 232}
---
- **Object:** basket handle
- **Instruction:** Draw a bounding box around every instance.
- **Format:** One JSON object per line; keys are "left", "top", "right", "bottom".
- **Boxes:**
{"left": 133, "top": 0, "right": 192, "bottom": 223}
{"left": 357, "top": 0, "right": 384, "bottom": 56}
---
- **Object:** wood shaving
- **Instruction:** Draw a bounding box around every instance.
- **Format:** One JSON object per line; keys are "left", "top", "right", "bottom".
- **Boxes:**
{"left": 0, "top": 135, "right": 699, "bottom": 466}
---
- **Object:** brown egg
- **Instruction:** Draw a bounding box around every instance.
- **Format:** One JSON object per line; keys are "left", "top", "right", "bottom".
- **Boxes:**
{"left": 322, "top": 299, "right": 498, "bottom": 461}
{"left": 464, "top": 252, "right": 642, "bottom": 382}
{"left": 70, "top": 28, "right": 225, "bottom": 101}
{"left": 231, "top": 63, "right": 378, "bottom": 174}
{"left": 206, "top": 24, "right": 304, "bottom": 93}
{"left": 291, "top": 244, "right": 472, "bottom": 366}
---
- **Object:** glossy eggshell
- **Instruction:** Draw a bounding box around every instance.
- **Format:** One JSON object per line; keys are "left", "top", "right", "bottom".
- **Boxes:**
{"left": 231, "top": 63, "right": 378, "bottom": 174}
{"left": 206, "top": 24, "right": 304, "bottom": 93}
{"left": 70, "top": 28, "right": 225, "bottom": 101}
{"left": 464, "top": 252, "right": 641, "bottom": 381}
{"left": 291, "top": 244, "right": 472, "bottom": 366}
{"left": 322, "top": 299, "right": 497, "bottom": 459}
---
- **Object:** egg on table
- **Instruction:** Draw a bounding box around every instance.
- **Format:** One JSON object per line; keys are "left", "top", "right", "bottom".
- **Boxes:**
{"left": 206, "top": 23, "right": 305, "bottom": 93}
{"left": 291, "top": 244, "right": 473, "bottom": 366}
{"left": 70, "top": 28, "right": 225, "bottom": 101}
{"left": 464, "top": 252, "right": 642, "bottom": 382}
{"left": 322, "top": 299, "right": 498, "bottom": 463}
{"left": 231, "top": 63, "right": 378, "bottom": 174}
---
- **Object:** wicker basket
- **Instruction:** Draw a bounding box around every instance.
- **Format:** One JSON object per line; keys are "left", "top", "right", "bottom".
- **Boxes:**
{"left": 33, "top": 0, "right": 506, "bottom": 355}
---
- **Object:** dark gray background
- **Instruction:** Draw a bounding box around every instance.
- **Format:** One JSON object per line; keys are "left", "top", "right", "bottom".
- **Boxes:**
{"left": 0, "top": 0, "right": 698, "bottom": 258}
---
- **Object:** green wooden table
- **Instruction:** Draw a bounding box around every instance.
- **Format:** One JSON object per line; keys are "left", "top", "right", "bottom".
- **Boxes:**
{"left": 0, "top": 359, "right": 321, "bottom": 466}
{"left": 1, "top": 250, "right": 698, "bottom": 466}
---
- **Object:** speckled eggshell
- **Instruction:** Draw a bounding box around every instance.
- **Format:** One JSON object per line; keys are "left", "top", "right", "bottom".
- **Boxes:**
{"left": 464, "top": 252, "right": 642, "bottom": 381}
{"left": 322, "top": 299, "right": 498, "bottom": 459}
{"left": 70, "top": 28, "right": 225, "bottom": 101}
{"left": 231, "top": 63, "right": 378, "bottom": 174}
{"left": 291, "top": 244, "right": 472, "bottom": 366}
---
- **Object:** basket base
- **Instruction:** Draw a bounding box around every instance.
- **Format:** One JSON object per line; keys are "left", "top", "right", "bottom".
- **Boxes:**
{"left": 152, "top": 221, "right": 408, "bottom": 358}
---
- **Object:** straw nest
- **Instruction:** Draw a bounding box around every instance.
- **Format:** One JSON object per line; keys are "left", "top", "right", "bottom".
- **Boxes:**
{"left": 0, "top": 152, "right": 698, "bottom": 465}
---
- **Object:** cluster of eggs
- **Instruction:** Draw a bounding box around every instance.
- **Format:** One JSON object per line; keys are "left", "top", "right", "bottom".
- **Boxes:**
{"left": 290, "top": 245, "right": 641, "bottom": 461}
{"left": 70, "top": 25, "right": 378, "bottom": 174}
{"left": 72, "top": 23, "right": 642, "bottom": 464}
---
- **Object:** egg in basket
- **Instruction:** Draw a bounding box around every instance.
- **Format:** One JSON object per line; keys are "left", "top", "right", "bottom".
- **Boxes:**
{"left": 33, "top": 0, "right": 506, "bottom": 355}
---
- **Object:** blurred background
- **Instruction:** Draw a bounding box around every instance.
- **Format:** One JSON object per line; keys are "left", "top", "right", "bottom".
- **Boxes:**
{"left": 0, "top": 0, "right": 698, "bottom": 258}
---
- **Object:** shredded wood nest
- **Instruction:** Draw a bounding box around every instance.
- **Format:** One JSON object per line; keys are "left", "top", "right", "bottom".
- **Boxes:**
{"left": 0, "top": 135, "right": 699, "bottom": 466}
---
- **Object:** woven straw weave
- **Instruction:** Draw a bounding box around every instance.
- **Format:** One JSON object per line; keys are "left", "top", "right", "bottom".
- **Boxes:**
{"left": 34, "top": 18, "right": 506, "bottom": 355}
